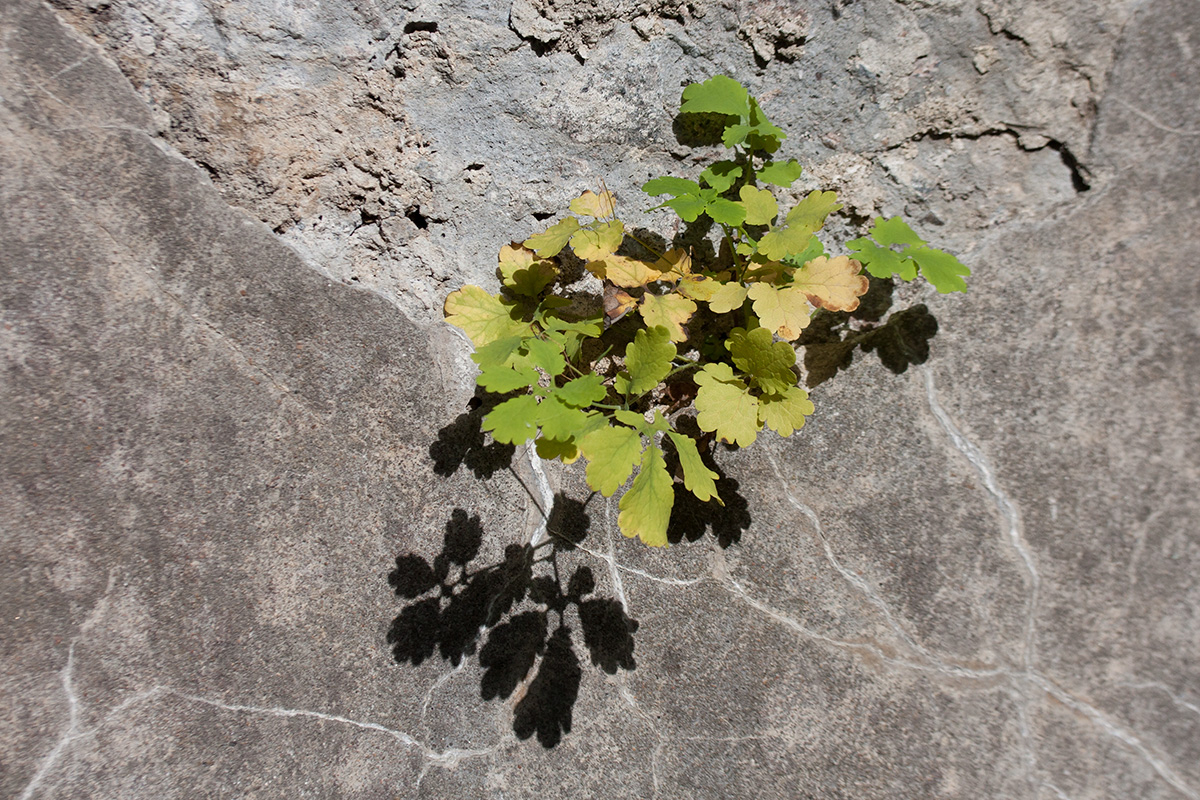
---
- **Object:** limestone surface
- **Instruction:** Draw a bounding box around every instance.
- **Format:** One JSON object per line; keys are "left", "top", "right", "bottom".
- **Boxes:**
{"left": 2, "top": 0, "right": 1198, "bottom": 797}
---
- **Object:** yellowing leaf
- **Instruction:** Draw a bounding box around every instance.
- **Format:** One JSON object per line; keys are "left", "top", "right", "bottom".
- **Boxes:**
{"left": 602, "top": 283, "right": 639, "bottom": 321}
{"left": 694, "top": 365, "right": 760, "bottom": 447}
{"left": 676, "top": 274, "right": 722, "bottom": 302}
{"left": 536, "top": 436, "right": 580, "bottom": 464}
{"left": 444, "top": 285, "right": 531, "bottom": 347}
{"left": 639, "top": 293, "right": 697, "bottom": 342}
{"left": 653, "top": 248, "right": 692, "bottom": 280}
{"left": 579, "top": 425, "right": 644, "bottom": 496}
{"left": 707, "top": 281, "right": 748, "bottom": 314}
{"left": 667, "top": 432, "right": 721, "bottom": 504}
{"left": 617, "top": 444, "right": 674, "bottom": 546}
{"left": 757, "top": 191, "right": 842, "bottom": 260}
{"left": 497, "top": 243, "right": 557, "bottom": 296}
{"left": 596, "top": 254, "right": 662, "bottom": 288}
{"left": 747, "top": 283, "right": 811, "bottom": 340}
{"left": 757, "top": 385, "right": 815, "bottom": 437}
{"left": 726, "top": 326, "right": 797, "bottom": 395}
{"left": 525, "top": 217, "right": 581, "bottom": 257}
{"left": 570, "top": 220, "right": 624, "bottom": 261}
{"left": 569, "top": 189, "right": 616, "bottom": 218}
{"left": 791, "top": 255, "right": 869, "bottom": 312}
{"left": 625, "top": 325, "right": 676, "bottom": 395}
{"left": 739, "top": 185, "right": 778, "bottom": 225}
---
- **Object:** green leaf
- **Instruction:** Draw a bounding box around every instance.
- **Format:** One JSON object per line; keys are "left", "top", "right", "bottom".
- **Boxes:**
{"left": 665, "top": 194, "right": 709, "bottom": 222}
{"left": 617, "top": 444, "right": 674, "bottom": 547}
{"left": 482, "top": 394, "right": 540, "bottom": 445}
{"left": 910, "top": 246, "right": 970, "bottom": 293}
{"left": 555, "top": 374, "right": 607, "bottom": 407}
{"left": 667, "top": 432, "right": 721, "bottom": 504}
{"left": 614, "top": 409, "right": 646, "bottom": 428}
{"left": 524, "top": 217, "right": 581, "bottom": 257}
{"left": 536, "top": 396, "right": 593, "bottom": 441}
{"left": 706, "top": 197, "right": 747, "bottom": 227}
{"left": 699, "top": 162, "right": 743, "bottom": 193}
{"left": 643, "top": 176, "right": 701, "bottom": 196}
{"left": 579, "top": 425, "right": 644, "bottom": 496}
{"left": 694, "top": 364, "right": 760, "bottom": 447}
{"left": 477, "top": 364, "right": 539, "bottom": 393}
{"left": 757, "top": 385, "right": 815, "bottom": 437}
{"left": 871, "top": 216, "right": 924, "bottom": 248}
{"left": 758, "top": 159, "right": 802, "bottom": 187}
{"left": 535, "top": 436, "right": 580, "bottom": 464}
{"left": 726, "top": 326, "right": 797, "bottom": 395}
{"left": 738, "top": 185, "right": 778, "bottom": 226}
{"left": 679, "top": 75, "right": 751, "bottom": 118}
{"left": 744, "top": 98, "right": 785, "bottom": 153}
{"left": 625, "top": 325, "right": 676, "bottom": 395}
{"left": 444, "top": 286, "right": 531, "bottom": 347}
{"left": 846, "top": 237, "right": 917, "bottom": 280}
{"left": 722, "top": 124, "right": 752, "bottom": 149}
{"left": 523, "top": 338, "right": 566, "bottom": 376}
{"left": 471, "top": 335, "right": 525, "bottom": 370}
{"left": 784, "top": 235, "right": 826, "bottom": 269}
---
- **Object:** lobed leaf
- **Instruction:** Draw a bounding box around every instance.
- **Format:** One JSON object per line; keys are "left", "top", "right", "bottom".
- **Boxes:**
{"left": 747, "top": 283, "right": 812, "bottom": 340}
{"left": 757, "top": 385, "right": 815, "bottom": 437}
{"left": 483, "top": 394, "right": 541, "bottom": 445}
{"left": 706, "top": 197, "right": 747, "bottom": 227}
{"left": 579, "top": 425, "right": 644, "bottom": 496}
{"left": 707, "top": 281, "right": 749, "bottom": 314}
{"left": 910, "top": 246, "right": 970, "bottom": 293}
{"left": 665, "top": 194, "right": 709, "bottom": 222}
{"left": 555, "top": 374, "right": 608, "bottom": 407}
{"left": 536, "top": 396, "right": 594, "bottom": 441}
{"left": 643, "top": 176, "right": 701, "bottom": 197}
{"left": 694, "top": 364, "right": 760, "bottom": 447}
{"left": 845, "top": 237, "right": 917, "bottom": 280}
{"left": 758, "top": 159, "right": 802, "bottom": 187}
{"left": 497, "top": 243, "right": 557, "bottom": 296}
{"left": 596, "top": 254, "right": 662, "bottom": 288}
{"left": 739, "top": 185, "right": 778, "bottom": 226}
{"left": 535, "top": 436, "right": 580, "bottom": 464}
{"left": 791, "top": 255, "right": 869, "bottom": 312}
{"left": 871, "top": 216, "right": 924, "bottom": 247}
{"left": 639, "top": 294, "right": 696, "bottom": 343}
{"left": 523, "top": 337, "right": 567, "bottom": 376}
{"left": 525, "top": 217, "right": 581, "bottom": 258}
{"left": 727, "top": 326, "right": 797, "bottom": 395}
{"left": 477, "top": 364, "right": 540, "bottom": 393}
{"left": 570, "top": 220, "right": 624, "bottom": 261}
{"left": 699, "top": 162, "right": 743, "bottom": 193}
{"left": 471, "top": 335, "right": 525, "bottom": 370}
{"left": 667, "top": 432, "right": 721, "bottom": 504}
{"left": 444, "top": 285, "right": 531, "bottom": 347}
{"left": 679, "top": 75, "right": 751, "bottom": 118}
{"left": 625, "top": 325, "right": 677, "bottom": 395}
{"left": 617, "top": 444, "right": 674, "bottom": 547}
{"left": 569, "top": 189, "right": 616, "bottom": 218}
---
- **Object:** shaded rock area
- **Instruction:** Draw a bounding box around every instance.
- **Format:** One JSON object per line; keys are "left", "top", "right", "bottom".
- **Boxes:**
{"left": 2, "top": 0, "right": 1197, "bottom": 797}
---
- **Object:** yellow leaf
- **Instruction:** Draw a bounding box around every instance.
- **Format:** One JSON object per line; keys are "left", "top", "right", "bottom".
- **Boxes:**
{"left": 707, "top": 281, "right": 748, "bottom": 314}
{"left": 747, "top": 282, "right": 811, "bottom": 341}
{"left": 676, "top": 274, "right": 722, "bottom": 302}
{"left": 443, "top": 286, "right": 532, "bottom": 347}
{"left": 595, "top": 254, "right": 662, "bottom": 288}
{"left": 497, "top": 242, "right": 557, "bottom": 295}
{"left": 738, "top": 185, "right": 778, "bottom": 225}
{"left": 742, "top": 261, "right": 791, "bottom": 284}
{"left": 639, "top": 293, "right": 697, "bottom": 342}
{"left": 570, "top": 220, "right": 624, "bottom": 261}
{"left": 791, "top": 255, "right": 869, "bottom": 312}
{"left": 569, "top": 189, "right": 616, "bottom": 218}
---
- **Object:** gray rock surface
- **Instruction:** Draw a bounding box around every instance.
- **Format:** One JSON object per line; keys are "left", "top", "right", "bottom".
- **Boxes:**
{"left": 2, "top": 0, "right": 1197, "bottom": 797}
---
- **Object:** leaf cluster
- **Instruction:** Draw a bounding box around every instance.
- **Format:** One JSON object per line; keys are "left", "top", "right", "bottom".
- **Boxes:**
{"left": 444, "top": 76, "right": 970, "bottom": 546}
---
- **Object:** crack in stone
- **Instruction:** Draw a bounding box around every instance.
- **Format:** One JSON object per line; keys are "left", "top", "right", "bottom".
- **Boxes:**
{"left": 1112, "top": 98, "right": 1200, "bottom": 136}
{"left": 1122, "top": 681, "right": 1200, "bottom": 720}
{"left": 616, "top": 678, "right": 666, "bottom": 798}
{"left": 568, "top": 539, "right": 707, "bottom": 588}
{"left": 603, "top": 497, "right": 630, "bottom": 613}
{"left": 18, "top": 645, "right": 82, "bottom": 800}
{"left": 525, "top": 446, "right": 554, "bottom": 548}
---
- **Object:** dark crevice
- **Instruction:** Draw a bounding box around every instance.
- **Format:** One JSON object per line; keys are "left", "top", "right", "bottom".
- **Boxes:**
{"left": 1046, "top": 139, "right": 1092, "bottom": 191}
{"left": 403, "top": 20, "right": 438, "bottom": 34}
{"left": 405, "top": 206, "right": 429, "bottom": 229}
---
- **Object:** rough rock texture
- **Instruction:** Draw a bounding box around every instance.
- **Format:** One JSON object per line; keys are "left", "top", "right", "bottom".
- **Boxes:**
{"left": 2, "top": 0, "right": 1197, "bottom": 797}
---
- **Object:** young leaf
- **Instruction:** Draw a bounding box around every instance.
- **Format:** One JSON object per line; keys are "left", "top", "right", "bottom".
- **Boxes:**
{"left": 617, "top": 444, "right": 674, "bottom": 547}
{"left": 569, "top": 189, "right": 616, "bottom": 218}
{"left": 747, "top": 283, "right": 812, "bottom": 340}
{"left": 525, "top": 217, "right": 581, "bottom": 257}
{"left": 555, "top": 374, "right": 608, "bottom": 407}
{"left": 471, "top": 335, "right": 526, "bottom": 370}
{"left": 579, "top": 425, "right": 644, "bottom": 496}
{"left": 665, "top": 194, "right": 709, "bottom": 222}
{"left": 667, "top": 432, "right": 721, "bottom": 504}
{"left": 639, "top": 294, "right": 697, "bottom": 343}
{"left": 871, "top": 216, "right": 924, "bottom": 247}
{"left": 570, "top": 220, "right": 624, "bottom": 261}
{"left": 726, "top": 326, "right": 797, "bottom": 395}
{"left": 625, "top": 325, "right": 677, "bottom": 395}
{"left": 846, "top": 237, "right": 917, "bottom": 281}
{"left": 679, "top": 75, "right": 751, "bottom": 118}
{"left": 757, "top": 385, "right": 815, "bottom": 437}
{"left": 482, "top": 394, "right": 541, "bottom": 444}
{"left": 536, "top": 396, "right": 593, "bottom": 441}
{"left": 791, "top": 255, "right": 870, "bottom": 312}
{"left": 444, "top": 286, "right": 531, "bottom": 347}
{"left": 909, "top": 246, "right": 970, "bottom": 293}
{"left": 784, "top": 235, "right": 825, "bottom": 268}
{"left": 758, "top": 159, "right": 802, "bottom": 187}
{"left": 743, "top": 98, "right": 785, "bottom": 153}
{"left": 738, "top": 185, "right": 778, "bottom": 226}
{"left": 497, "top": 243, "right": 557, "bottom": 296}
{"left": 694, "top": 364, "right": 760, "bottom": 447}
{"left": 707, "top": 281, "right": 749, "bottom": 314}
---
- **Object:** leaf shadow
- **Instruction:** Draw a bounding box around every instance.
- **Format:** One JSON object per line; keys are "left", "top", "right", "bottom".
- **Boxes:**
{"left": 429, "top": 392, "right": 517, "bottom": 479}
{"left": 386, "top": 497, "right": 638, "bottom": 748}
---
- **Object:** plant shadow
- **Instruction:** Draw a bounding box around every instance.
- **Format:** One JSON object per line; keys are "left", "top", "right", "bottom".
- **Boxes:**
{"left": 387, "top": 498, "right": 638, "bottom": 748}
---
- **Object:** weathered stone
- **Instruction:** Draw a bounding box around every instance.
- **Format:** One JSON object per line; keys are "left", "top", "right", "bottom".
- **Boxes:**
{"left": 3, "top": 0, "right": 1198, "bottom": 797}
